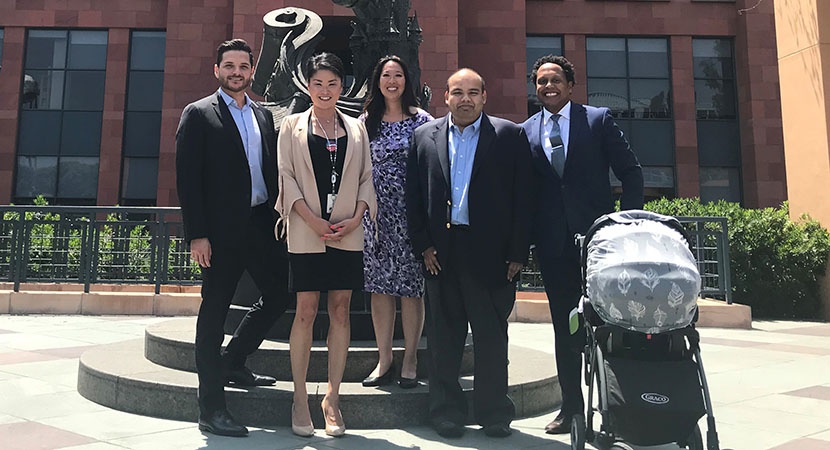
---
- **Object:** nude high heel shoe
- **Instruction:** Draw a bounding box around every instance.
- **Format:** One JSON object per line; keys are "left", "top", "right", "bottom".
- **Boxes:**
{"left": 321, "top": 398, "right": 345, "bottom": 437}
{"left": 291, "top": 403, "right": 314, "bottom": 437}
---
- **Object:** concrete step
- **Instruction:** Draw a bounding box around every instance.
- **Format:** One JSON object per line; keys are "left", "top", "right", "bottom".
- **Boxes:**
{"left": 78, "top": 338, "right": 560, "bottom": 429}
{"left": 145, "top": 317, "right": 474, "bottom": 382}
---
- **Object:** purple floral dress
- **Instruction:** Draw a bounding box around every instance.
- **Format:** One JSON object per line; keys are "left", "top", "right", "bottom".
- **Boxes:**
{"left": 362, "top": 110, "right": 433, "bottom": 297}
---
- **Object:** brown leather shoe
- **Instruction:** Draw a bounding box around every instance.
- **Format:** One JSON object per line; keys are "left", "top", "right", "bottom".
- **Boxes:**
{"left": 544, "top": 414, "right": 572, "bottom": 434}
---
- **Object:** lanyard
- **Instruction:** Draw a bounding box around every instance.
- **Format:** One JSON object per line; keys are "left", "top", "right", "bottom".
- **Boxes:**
{"left": 314, "top": 112, "right": 339, "bottom": 193}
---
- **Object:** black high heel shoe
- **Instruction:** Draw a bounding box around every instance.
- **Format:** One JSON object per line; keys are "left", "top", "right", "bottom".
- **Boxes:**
{"left": 362, "top": 364, "right": 395, "bottom": 387}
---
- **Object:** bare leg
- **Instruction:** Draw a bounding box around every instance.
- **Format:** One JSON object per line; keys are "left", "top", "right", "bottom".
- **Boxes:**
{"left": 367, "top": 293, "right": 396, "bottom": 377}
{"left": 323, "top": 289, "right": 351, "bottom": 430}
{"left": 290, "top": 291, "right": 319, "bottom": 426}
{"left": 400, "top": 296, "right": 425, "bottom": 379}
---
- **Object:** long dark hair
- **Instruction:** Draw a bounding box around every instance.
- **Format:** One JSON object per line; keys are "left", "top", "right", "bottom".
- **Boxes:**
{"left": 304, "top": 52, "right": 345, "bottom": 82}
{"left": 362, "top": 55, "right": 420, "bottom": 140}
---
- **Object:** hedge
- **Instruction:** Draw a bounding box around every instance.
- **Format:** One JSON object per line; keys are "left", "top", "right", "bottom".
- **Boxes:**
{"left": 645, "top": 198, "right": 830, "bottom": 319}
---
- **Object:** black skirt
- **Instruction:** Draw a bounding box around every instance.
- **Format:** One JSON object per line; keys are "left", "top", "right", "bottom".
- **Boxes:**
{"left": 288, "top": 246, "right": 364, "bottom": 292}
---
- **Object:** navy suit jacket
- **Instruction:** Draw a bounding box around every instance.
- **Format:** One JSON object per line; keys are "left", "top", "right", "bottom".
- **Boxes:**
{"left": 521, "top": 103, "right": 643, "bottom": 261}
{"left": 175, "top": 91, "right": 279, "bottom": 247}
{"left": 406, "top": 113, "right": 533, "bottom": 288}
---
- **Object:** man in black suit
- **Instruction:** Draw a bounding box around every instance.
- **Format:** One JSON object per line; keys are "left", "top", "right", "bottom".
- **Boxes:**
{"left": 521, "top": 55, "right": 644, "bottom": 434}
{"left": 406, "top": 68, "right": 532, "bottom": 439}
{"left": 175, "top": 39, "right": 291, "bottom": 437}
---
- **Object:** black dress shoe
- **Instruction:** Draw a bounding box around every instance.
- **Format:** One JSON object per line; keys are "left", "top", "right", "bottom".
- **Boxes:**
{"left": 483, "top": 423, "right": 512, "bottom": 438}
{"left": 544, "top": 413, "right": 572, "bottom": 434}
{"left": 198, "top": 409, "right": 248, "bottom": 437}
{"left": 433, "top": 419, "right": 465, "bottom": 438}
{"left": 362, "top": 364, "right": 395, "bottom": 387}
{"left": 225, "top": 366, "right": 276, "bottom": 386}
{"left": 397, "top": 376, "right": 419, "bottom": 389}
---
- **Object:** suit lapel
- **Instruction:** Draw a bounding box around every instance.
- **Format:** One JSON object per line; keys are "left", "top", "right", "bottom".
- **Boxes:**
{"left": 566, "top": 103, "right": 588, "bottom": 174}
{"left": 432, "top": 116, "right": 451, "bottom": 189}
{"left": 527, "top": 112, "right": 555, "bottom": 179}
{"left": 471, "top": 114, "right": 494, "bottom": 180}
{"left": 293, "top": 109, "right": 315, "bottom": 175}
{"left": 338, "top": 110, "right": 355, "bottom": 173}
{"left": 212, "top": 91, "right": 246, "bottom": 157}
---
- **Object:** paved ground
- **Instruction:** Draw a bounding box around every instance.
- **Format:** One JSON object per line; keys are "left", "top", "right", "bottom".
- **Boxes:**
{"left": 0, "top": 315, "right": 829, "bottom": 450}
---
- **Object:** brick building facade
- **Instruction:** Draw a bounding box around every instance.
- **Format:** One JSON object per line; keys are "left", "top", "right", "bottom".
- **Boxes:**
{"left": 0, "top": 0, "right": 785, "bottom": 208}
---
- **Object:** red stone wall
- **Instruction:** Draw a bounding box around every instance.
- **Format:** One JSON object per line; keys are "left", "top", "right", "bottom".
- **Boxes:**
{"left": 0, "top": 28, "right": 25, "bottom": 203}
{"left": 735, "top": 0, "right": 787, "bottom": 208}
{"left": 671, "top": 36, "right": 700, "bottom": 199}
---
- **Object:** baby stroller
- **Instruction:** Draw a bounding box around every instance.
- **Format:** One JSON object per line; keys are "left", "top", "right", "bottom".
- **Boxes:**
{"left": 571, "top": 210, "right": 720, "bottom": 450}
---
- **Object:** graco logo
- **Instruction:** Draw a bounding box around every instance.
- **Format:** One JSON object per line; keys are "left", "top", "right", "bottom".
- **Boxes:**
{"left": 641, "top": 393, "right": 670, "bottom": 405}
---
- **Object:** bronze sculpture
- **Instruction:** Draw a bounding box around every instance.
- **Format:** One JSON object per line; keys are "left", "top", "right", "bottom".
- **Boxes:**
{"left": 253, "top": 0, "right": 429, "bottom": 125}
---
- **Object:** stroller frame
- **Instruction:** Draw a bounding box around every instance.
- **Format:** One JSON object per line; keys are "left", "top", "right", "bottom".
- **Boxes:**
{"left": 570, "top": 211, "right": 721, "bottom": 450}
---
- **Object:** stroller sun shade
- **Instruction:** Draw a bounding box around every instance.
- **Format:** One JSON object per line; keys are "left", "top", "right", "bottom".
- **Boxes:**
{"left": 584, "top": 210, "right": 701, "bottom": 333}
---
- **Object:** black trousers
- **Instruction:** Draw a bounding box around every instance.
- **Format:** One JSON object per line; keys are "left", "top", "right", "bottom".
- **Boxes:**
{"left": 424, "top": 227, "right": 516, "bottom": 427}
{"left": 195, "top": 205, "right": 290, "bottom": 415}
{"left": 538, "top": 239, "right": 585, "bottom": 417}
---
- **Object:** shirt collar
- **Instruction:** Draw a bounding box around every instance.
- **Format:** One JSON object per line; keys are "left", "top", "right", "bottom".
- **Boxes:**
{"left": 218, "top": 88, "right": 252, "bottom": 109}
{"left": 449, "top": 113, "right": 483, "bottom": 134}
{"left": 543, "top": 101, "right": 571, "bottom": 124}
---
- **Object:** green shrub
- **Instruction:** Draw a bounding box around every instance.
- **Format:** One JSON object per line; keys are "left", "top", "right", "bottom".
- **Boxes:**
{"left": 645, "top": 198, "right": 830, "bottom": 319}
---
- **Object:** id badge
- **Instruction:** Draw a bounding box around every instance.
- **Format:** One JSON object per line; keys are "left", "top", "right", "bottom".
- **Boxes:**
{"left": 326, "top": 193, "right": 337, "bottom": 214}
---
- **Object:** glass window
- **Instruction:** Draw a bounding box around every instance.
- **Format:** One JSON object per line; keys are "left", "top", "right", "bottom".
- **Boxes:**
{"left": 628, "top": 39, "right": 669, "bottom": 78}
{"left": 699, "top": 167, "right": 741, "bottom": 203}
{"left": 16, "top": 156, "right": 58, "bottom": 198}
{"left": 0, "top": 29, "right": 5, "bottom": 66}
{"left": 18, "top": 111, "right": 62, "bottom": 156}
{"left": 526, "top": 36, "right": 563, "bottom": 116}
{"left": 694, "top": 38, "right": 740, "bottom": 202}
{"left": 122, "top": 157, "right": 159, "bottom": 200}
{"left": 68, "top": 31, "right": 108, "bottom": 70}
{"left": 130, "top": 31, "right": 166, "bottom": 70}
{"left": 120, "top": 31, "right": 165, "bottom": 205}
{"left": 587, "top": 37, "right": 674, "bottom": 197}
{"left": 57, "top": 157, "right": 99, "bottom": 199}
{"left": 22, "top": 70, "right": 64, "bottom": 110}
{"left": 127, "top": 72, "right": 164, "bottom": 111}
{"left": 60, "top": 112, "right": 103, "bottom": 156}
{"left": 25, "top": 30, "right": 68, "bottom": 69}
{"left": 16, "top": 29, "right": 107, "bottom": 204}
{"left": 63, "top": 71, "right": 106, "bottom": 110}
{"left": 587, "top": 38, "right": 627, "bottom": 78}
{"left": 123, "top": 112, "right": 162, "bottom": 157}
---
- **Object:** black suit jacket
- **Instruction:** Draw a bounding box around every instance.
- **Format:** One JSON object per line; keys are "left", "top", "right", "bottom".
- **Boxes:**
{"left": 521, "top": 103, "right": 644, "bottom": 260}
{"left": 406, "top": 113, "right": 532, "bottom": 288}
{"left": 175, "top": 90, "right": 279, "bottom": 247}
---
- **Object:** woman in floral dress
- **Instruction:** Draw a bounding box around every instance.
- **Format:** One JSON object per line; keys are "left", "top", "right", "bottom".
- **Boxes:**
{"left": 360, "top": 55, "right": 433, "bottom": 389}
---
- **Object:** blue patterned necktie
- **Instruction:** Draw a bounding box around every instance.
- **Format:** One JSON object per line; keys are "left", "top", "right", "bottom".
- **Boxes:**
{"left": 549, "top": 114, "right": 565, "bottom": 177}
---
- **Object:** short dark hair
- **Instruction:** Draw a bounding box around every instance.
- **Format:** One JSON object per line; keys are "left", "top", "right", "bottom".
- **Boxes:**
{"left": 304, "top": 52, "right": 345, "bottom": 82}
{"left": 216, "top": 39, "right": 254, "bottom": 66}
{"left": 530, "top": 55, "right": 575, "bottom": 85}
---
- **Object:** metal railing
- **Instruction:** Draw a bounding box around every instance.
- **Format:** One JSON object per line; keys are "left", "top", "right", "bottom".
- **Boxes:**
{"left": 1, "top": 206, "right": 198, "bottom": 294}
{"left": 519, "top": 216, "right": 732, "bottom": 303}
{"left": 1, "top": 206, "right": 731, "bottom": 303}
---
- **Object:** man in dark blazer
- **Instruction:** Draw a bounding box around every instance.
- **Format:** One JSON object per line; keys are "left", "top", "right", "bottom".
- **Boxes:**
{"left": 406, "top": 68, "right": 532, "bottom": 439}
{"left": 175, "top": 39, "right": 291, "bottom": 437}
{"left": 521, "top": 55, "right": 644, "bottom": 434}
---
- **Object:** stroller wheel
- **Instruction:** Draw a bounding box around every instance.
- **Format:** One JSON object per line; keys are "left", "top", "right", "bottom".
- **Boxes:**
{"left": 609, "top": 443, "right": 634, "bottom": 450}
{"left": 570, "top": 414, "right": 586, "bottom": 450}
{"left": 683, "top": 424, "right": 705, "bottom": 450}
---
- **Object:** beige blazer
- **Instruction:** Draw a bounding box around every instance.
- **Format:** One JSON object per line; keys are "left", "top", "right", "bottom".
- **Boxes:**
{"left": 276, "top": 108, "right": 376, "bottom": 254}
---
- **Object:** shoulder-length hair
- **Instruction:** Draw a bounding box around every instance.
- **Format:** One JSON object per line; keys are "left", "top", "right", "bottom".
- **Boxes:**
{"left": 362, "top": 55, "right": 420, "bottom": 141}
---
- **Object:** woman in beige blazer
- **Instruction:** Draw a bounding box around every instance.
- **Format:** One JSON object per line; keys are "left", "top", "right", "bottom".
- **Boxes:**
{"left": 276, "top": 53, "right": 376, "bottom": 438}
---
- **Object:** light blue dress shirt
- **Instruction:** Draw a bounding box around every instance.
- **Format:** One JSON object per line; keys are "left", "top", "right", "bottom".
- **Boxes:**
{"left": 218, "top": 89, "right": 268, "bottom": 207}
{"left": 448, "top": 114, "right": 483, "bottom": 225}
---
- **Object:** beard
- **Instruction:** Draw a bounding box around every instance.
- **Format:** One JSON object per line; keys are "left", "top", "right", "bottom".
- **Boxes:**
{"left": 219, "top": 75, "right": 250, "bottom": 93}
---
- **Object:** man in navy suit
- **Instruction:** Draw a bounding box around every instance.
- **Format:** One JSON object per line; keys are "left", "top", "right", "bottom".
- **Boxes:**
{"left": 521, "top": 55, "right": 644, "bottom": 434}
{"left": 407, "top": 69, "right": 532, "bottom": 439}
{"left": 176, "top": 39, "right": 291, "bottom": 437}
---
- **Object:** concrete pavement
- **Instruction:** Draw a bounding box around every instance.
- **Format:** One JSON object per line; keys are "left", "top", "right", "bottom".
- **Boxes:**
{"left": 0, "top": 315, "right": 829, "bottom": 450}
